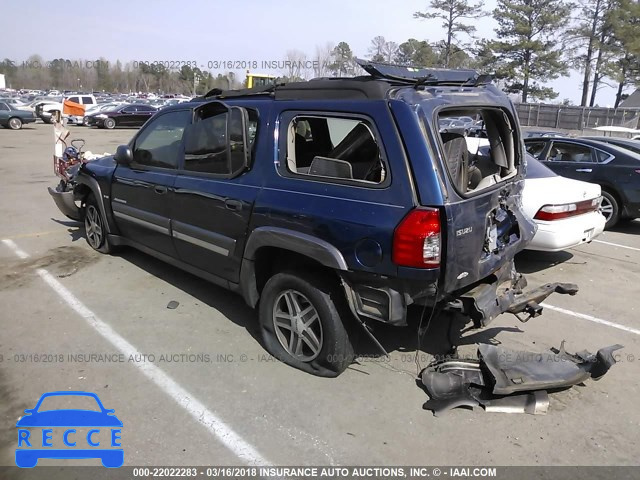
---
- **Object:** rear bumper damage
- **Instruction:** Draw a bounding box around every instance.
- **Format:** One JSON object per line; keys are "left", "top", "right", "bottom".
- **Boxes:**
{"left": 453, "top": 260, "right": 578, "bottom": 327}
{"left": 460, "top": 279, "right": 578, "bottom": 327}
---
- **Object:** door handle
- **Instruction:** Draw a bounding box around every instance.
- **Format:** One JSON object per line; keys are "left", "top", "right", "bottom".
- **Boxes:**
{"left": 154, "top": 186, "right": 168, "bottom": 194}
{"left": 575, "top": 168, "right": 592, "bottom": 173}
{"left": 224, "top": 199, "right": 242, "bottom": 211}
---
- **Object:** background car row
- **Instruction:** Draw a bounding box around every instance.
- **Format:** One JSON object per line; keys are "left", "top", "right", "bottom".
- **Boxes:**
{"left": 525, "top": 136, "right": 640, "bottom": 228}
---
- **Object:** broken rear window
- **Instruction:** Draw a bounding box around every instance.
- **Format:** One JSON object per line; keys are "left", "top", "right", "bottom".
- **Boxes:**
{"left": 434, "top": 108, "right": 519, "bottom": 194}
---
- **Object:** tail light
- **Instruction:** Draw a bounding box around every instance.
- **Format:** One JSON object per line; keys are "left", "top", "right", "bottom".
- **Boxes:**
{"left": 392, "top": 208, "right": 441, "bottom": 268}
{"left": 534, "top": 197, "right": 601, "bottom": 221}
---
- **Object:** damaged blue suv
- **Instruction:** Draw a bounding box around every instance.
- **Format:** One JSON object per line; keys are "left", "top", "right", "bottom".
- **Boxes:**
{"left": 49, "top": 60, "right": 577, "bottom": 376}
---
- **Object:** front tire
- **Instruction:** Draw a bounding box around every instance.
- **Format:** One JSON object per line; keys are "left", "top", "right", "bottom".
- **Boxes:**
{"left": 600, "top": 190, "right": 620, "bottom": 229}
{"left": 8, "top": 117, "right": 23, "bottom": 130}
{"left": 84, "top": 195, "right": 112, "bottom": 253}
{"left": 104, "top": 118, "right": 116, "bottom": 129}
{"left": 258, "top": 271, "right": 354, "bottom": 377}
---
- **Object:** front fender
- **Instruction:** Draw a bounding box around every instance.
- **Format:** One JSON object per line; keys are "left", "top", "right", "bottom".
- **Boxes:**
{"left": 74, "top": 174, "right": 117, "bottom": 234}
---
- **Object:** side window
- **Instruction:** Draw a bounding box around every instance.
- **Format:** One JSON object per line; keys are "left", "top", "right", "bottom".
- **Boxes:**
{"left": 548, "top": 142, "right": 593, "bottom": 163}
{"left": 525, "top": 141, "right": 546, "bottom": 159}
{"left": 285, "top": 115, "right": 386, "bottom": 184}
{"left": 68, "top": 97, "right": 79, "bottom": 104}
{"left": 182, "top": 105, "right": 254, "bottom": 176}
{"left": 122, "top": 106, "right": 136, "bottom": 114}
{"left": 0, "top": 103, "right": 9, "bottom": 111}
{"left": 132, "top": 110, "right": 191, "bottom": 169}
{"left": 82, "top": 96, "right": 94, "bottom": 104}
{"left": 595, "top": 149, "right": 613, "bottom": 163}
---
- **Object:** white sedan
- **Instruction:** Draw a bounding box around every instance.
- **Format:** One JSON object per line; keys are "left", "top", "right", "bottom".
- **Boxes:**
{"left": 522, "top": 156, "right": 605, "bottom": 251}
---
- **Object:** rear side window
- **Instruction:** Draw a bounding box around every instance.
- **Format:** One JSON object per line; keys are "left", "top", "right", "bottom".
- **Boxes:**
{"left": 82, "top": 96, "right": 94, "bottom": 104}
{"left": 285, "top": 115, "right": 387, "bottom": 184}
{"left": 548, "top": 142, "right": 593, "bottom": 162}
{"left": 595, "top": 149, "right": 614, "bottom": 163}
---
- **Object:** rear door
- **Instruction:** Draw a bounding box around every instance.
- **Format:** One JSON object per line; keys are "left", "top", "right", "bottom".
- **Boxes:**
{"left": 171, "top": 102, "right": 257, "bottom": 283}
{"left": 543, "top": 140, "right": 598, "bottom": 183}
{"left": 134, "top": 105, "right": 156, "bottom": 127}
{"left": 421, "top": 106, "right": 536, "bottom": 293}
{"left": 111, "top": 109, "right": 191, "bottom": 256}
{"left": 119, "top": 105, "right": 137, "bottom": 126}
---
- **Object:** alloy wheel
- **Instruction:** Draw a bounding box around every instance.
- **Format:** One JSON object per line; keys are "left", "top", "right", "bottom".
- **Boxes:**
{"left": 272, "top": 289, "right": 323, "bottom": 362}
{"left": 85, "top": 204, "right": 104, "bottom": 249}
{"left": 600, "top": 196, "right": 614, "bottom": 222}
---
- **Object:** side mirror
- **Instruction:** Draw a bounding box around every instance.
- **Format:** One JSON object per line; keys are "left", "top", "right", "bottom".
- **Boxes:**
{"left": 115, "top": 145, "right": 133, "bottom": 165}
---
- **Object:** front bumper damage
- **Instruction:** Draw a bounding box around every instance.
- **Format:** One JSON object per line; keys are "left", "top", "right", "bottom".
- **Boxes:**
{"left": 48, "top": 187, "right": 82, "bottom": 221}
{"left": 420, "top": 342, "right": 623, "bottom": 416}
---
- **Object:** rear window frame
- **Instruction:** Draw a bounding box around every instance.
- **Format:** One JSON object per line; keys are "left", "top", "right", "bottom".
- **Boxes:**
{"left": 276, "top": 110, "right": 392, "bottom": 189}
{"left": 427, "top": 105, "right": 522, "bottom": 199}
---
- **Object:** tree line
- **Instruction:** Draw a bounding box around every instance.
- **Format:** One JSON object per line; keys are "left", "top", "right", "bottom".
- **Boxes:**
{"left": 1, "top": 0, "right": 639, "bottom": 107}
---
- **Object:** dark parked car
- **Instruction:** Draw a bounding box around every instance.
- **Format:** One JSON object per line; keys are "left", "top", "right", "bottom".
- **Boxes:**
{"left": 87, "top": 104, "right": 157, "bottom": 129}
{"left": 525, "top": 137, "right": 640, "bottom": 228}
{"left": 524, "top": 130, "right": 569, "bottom": 138}
{"left": 580, "top": 136, "right": 640, "bottom": 155}
{"left": 49, "top": 61, "right": 577, "bottom": 377}
{"left": 0, "top": 102, "right": 37, "bottom": 130}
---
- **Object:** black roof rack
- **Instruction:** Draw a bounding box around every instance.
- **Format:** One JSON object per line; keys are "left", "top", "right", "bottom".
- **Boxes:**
{"left": 355, "top": 58, "right": 492, "bottom": 87}
{"left": 195, "top": 84, "right": 278, "bottom": 102}
{"left": 191, "top": 60, "right": 493, "bottom": 103}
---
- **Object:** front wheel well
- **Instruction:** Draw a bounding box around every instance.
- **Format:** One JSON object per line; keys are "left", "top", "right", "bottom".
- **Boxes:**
{"left": 73, "top": 184, "right": 93, "bottom": 212}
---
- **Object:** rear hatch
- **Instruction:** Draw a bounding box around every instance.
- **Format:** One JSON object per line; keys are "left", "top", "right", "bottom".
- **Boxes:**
{"left": 419, "top": 101, "right": 536, "bottom": 293}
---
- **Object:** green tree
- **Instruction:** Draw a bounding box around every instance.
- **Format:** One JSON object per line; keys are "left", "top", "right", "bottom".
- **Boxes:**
{"left": 414, "top": 0, "right": 486, "bottom": 67}
{"left": 606, "top": 0, "right": 640, "bottom": 107}
{"left": 567, "top": 0, "right": 613, "bottom": 106}
{"left": 395, "top": 39, "right": 438, "bottom": 66}
{"left": 329, "top": 41, "right": 355, "bottom": 76}
{"left": 488, "top": 0, "right": 572, "bottom": 102}
{"left": 368, "top": 36, "right": 388, "bottom": 62}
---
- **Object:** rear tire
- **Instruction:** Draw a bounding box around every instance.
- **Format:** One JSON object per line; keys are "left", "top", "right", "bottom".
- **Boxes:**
{"left": 258, "top": 271, "right": 354, "bottom": 377}
{"left": 84, "top": 194, "right": 113, "bottom": 254}
{"left": 600, "top": 190, "right": 620, "bottom": 229}
{"left": 8, "top": 117, "right": 23, "bottom": 130}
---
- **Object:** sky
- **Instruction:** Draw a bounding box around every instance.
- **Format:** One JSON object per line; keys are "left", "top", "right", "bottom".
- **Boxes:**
{"left": 1, "top": 0, "right": 626, "bottom": 106}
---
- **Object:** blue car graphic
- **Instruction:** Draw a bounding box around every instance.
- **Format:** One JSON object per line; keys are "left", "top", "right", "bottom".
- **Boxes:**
{"left": 16, "top": 391, "right": 123, "bottom": 468}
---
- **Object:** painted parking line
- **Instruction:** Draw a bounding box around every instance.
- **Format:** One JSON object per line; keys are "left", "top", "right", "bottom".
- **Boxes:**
{"left": 542, "top": 303, "right": 640, "bottom": 336}
{"left": 2, "top": 229, "right": 67, "bottom": 240}
{"left": 593, "top": 239, "right": 640, "bottom": 253}
{"left": 1, "top": 238, "right": 272, "bottom": 466}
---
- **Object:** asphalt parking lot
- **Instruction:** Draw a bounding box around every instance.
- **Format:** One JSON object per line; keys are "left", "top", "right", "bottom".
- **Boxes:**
{"left": 1, "top": 123, "right": 639, "bottom": 469}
